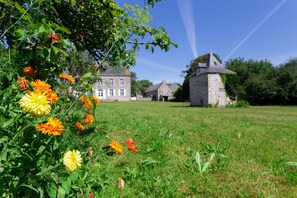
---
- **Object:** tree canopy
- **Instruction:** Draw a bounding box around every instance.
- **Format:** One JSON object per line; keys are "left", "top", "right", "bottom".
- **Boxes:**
{"left": 0, "top": 0, "right": 176, "bottom": 81}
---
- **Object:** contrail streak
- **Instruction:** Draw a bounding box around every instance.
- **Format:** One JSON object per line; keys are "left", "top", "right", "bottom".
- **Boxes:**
{"left": 224, "top": 0, "right": 287, "bottom": 62}
{"left": 178, "top": 0, "right": 198, "bottom": 58}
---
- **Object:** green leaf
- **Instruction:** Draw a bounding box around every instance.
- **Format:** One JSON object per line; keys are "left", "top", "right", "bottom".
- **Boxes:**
{"left": 57, "top": 186, "right": 66, "bottom": 198}
{"left": 286, "top": 162, "right": 297, "bottom": 166}
{"left": 38, "top": 26, "right": 46, "bottom": 34}
{"left": 61, "top": 177, "right": 71, "bottom": 195}
{"left": 52, "top": 46, "right": 59, "bottom": 55}
{"left": 82, "top": 72, "right": 93, "bottom": 79}
{"left": 46, "top": 182, "right": 57, "bottom": 198}
{"left": 202, "top": 153, "right": 215, "bottom": 173}
{"left": 195, "top": 151, "right": 202, "bottom": 173}
{"left": 37, "top": 145, "right": 46, "bottom": 155}
{"left": 69, "top": 171, "right": 79, "bottom": 182}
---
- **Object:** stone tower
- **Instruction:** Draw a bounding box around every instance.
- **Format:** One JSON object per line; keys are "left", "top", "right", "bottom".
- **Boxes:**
{"left": 189, "top": 52, "right": 235, "bottom": 107}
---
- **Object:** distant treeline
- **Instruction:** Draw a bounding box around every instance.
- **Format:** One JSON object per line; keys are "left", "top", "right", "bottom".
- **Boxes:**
{"left": 225, "top": 58, "right": 297, "bottom": 105}
{"left": 175, "top": 57, "right": 297, "bottom": 105}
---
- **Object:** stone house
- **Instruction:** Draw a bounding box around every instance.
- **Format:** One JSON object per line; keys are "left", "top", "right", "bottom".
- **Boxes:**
{"left": 93, "top": 67, "right": 131, "bottom": 101}
{"left": 144, "top": 80, "right": 180, "bottom": 101}
{"left": 189, "top": 52, "right": 235, "bottom": 107}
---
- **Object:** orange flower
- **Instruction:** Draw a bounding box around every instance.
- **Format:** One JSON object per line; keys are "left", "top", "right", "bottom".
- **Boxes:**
{"left": 31, "top": 80, "right": 51, "bottom": 92}
{"left": 75, "top": 122, "right": 84, "bottom": 131}
{"left": 110, "top": 140, "right": 123, "bottom": 153}
{"left": 59, "top": 73, "right": 75, "bottom": 83}
{"left": 80, "top": 96, "right": 93, "bottom": 110}
{"left": 126, "top": 138, "right": 137, "bottom": 152}
{"left": 18, "top": 77, "right": 28, "bottom": 90}
{"left": 92, "top": 96, "right": 100, "bottom": 104}
{"left": 36, "top": 117, "right": 63, "bottom": 136}
{"left": 84, "top": 114, "right": 94, "bottom": 126}
{"left": 23, "top": 66, "right": 36, "bottom": 78}
{"left": 48, "top": 34, "right": 59, "bottom": 43}
{"left": 44, "top": 89, "right": 58, "bottom": 104}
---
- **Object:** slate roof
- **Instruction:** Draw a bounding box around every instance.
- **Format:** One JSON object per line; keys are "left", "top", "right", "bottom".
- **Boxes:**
{"left": 100, "top": 62, "right": 130, "bottom": 76}
{"left": 145, "top": 82, "right": 162, "bottom": 92}
{"left": 145, "top": 81, "right": 180, "bottom": 93}
{"left": 191, "top": 52, "right": 235, "bottom": 77}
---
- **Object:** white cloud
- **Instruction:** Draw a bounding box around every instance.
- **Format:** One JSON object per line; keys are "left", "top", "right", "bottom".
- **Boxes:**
{"left": 177, "top": 0, "right": 198, "bottom": 58}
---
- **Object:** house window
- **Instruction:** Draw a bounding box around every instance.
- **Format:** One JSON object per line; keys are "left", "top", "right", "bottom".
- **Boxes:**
{"left": 119, "top": 89, "right": 125, "bottom": 96}
{"left": 109, "top": 89, "right": 114, "bottom": 96}
{"left": 109, "top": 79, "right": 113, "bottom": 86}
{"left": 98, "top": 80, "right": 103, "bottom": 86}
{"left": 98, "top": 89, "right": 103, "bottom": 97}
{"left": 120, "top": 79, "right": 124, "bottom": 86}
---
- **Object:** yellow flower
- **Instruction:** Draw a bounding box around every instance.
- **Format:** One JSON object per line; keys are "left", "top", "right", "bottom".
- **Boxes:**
{"left": 36, "top": 118, "right": 63, "bottom": 136}
{"left": 59, "top": 73, "right": 75, "bottom": 83}
{"left": 20, "top": 92, "right": 51, "bottom": 116}
{"left": 63, "top": 150, "right": 82, "bottom": 172}
{"left": 110, "top": 140, "right": 123, "bottom": 153}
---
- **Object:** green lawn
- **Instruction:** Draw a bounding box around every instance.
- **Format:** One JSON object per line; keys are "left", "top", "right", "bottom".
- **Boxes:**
{"left": 85, "top": 101, "right": 297, "bottom": 197}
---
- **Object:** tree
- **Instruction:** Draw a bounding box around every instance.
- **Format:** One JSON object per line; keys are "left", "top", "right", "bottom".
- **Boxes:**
{"left": 137, "top": 80, "right": 153, "bottom": 95}
{"left": 131, "top": 72, "right": 138, "bottom": 96}
{"left": 130, "top": 72, "right": 153, "bottom": 96}
{"left": 0, "top": 0, "right": 177, "bottom": 81}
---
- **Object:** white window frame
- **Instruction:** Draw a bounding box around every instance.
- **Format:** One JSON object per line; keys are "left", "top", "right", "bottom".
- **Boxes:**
{"left": 98, "top": 80, "right": 103, "bottom": 86}
{"left": 119, "top": 89, "right": 124, "bottom": 96}
{"left": 98, "top": 89, "right": 103, "bottom": 97}
{"left": 109, "top": 79, "right": 113, "bottom": 86}
{"left": 109, "top": 89, "right": 114, "bottom": 96}
{"left": 120, "top": 79, "right": 124, "bottom": 86}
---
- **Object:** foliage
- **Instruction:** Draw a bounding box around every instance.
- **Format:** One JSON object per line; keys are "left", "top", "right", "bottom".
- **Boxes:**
{"left": 130, "top": 72, "right": 153, "bottom": 96}
{"left": 0, "top": 0, "right": 176, "bottom": 69}
{"left": 225, "top": 58, "right": 297, "bottom": 105}
{"left": 0, "top": 0, "right": 175, "bottom": 196}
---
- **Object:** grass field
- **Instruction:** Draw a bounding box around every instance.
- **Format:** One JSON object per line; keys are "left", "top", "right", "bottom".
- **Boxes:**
{"left": 83, "top": 101, "right": 297, "bottom": 197}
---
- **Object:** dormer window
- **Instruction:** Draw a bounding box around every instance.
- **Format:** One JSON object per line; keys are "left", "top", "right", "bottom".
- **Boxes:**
{"left": 196, "top": 68, "right": 200, "bottom": 76}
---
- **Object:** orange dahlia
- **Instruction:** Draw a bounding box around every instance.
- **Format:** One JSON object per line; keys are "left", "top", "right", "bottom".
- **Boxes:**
{"left": 31, "top": 80, "right": 51, "bottom": 92}
{"left": 110, "top": 140, "right": 123, "bottom": 153}
{"left": 80, "top": 96, "right": 93, "bottom": 109}
{"left": 59, "top": 73, "right": 75, "bottom": 83}
{"left": 43, "top": 89, "right": 58, "bottom": 104}
{"left": 84, "top": 114, "right": 94, "bottom": 126}
{"left": 36, "top": 117, "right": 63, "bottom": 136}
{"left": 18, "top": 77, "right": 28, "bottom": 90}
{"left": 92, "top": 96, "right": 100, "bottom": 104}
{"left": 23, "top": 66, "right": 36, "bottom": 78}
{"left": 75, "top": 122, "right": 84, "bottom": 131}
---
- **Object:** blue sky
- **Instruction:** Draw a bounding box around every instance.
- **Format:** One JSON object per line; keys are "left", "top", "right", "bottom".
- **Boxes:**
{"left": 116, "top": 0, "right": 297, "bottom": 84}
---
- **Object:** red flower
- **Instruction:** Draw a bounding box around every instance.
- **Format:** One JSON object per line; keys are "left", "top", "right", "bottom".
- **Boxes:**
{"left": 126, "top": 138, "right": 137, "bottom": 152}
{"left": 126, "top": 138, "right": 135, "bottom": 146}
{"left": 88, "top": 194, "right": 94, "bottom": 198}
{"left": 48, "top": 34, "right": 59, "bottom": 43}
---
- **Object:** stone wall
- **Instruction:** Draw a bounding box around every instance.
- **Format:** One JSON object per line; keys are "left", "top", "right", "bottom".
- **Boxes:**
{"left": 190, "top": 74, "right": 229, "bottom": 107}
{"left": 189, "top": 74, "right": 208, "bottom": 106}
{"left": 93, "top": 76, "right": 131, "bottom": 101}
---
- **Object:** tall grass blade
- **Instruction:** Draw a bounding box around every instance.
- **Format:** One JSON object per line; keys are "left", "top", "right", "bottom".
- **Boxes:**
{"left": 202, "top": 153, "right": 215, "bottom": 173}
{"left": 195, "top": 151, "right": 202, "bottom": 173}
